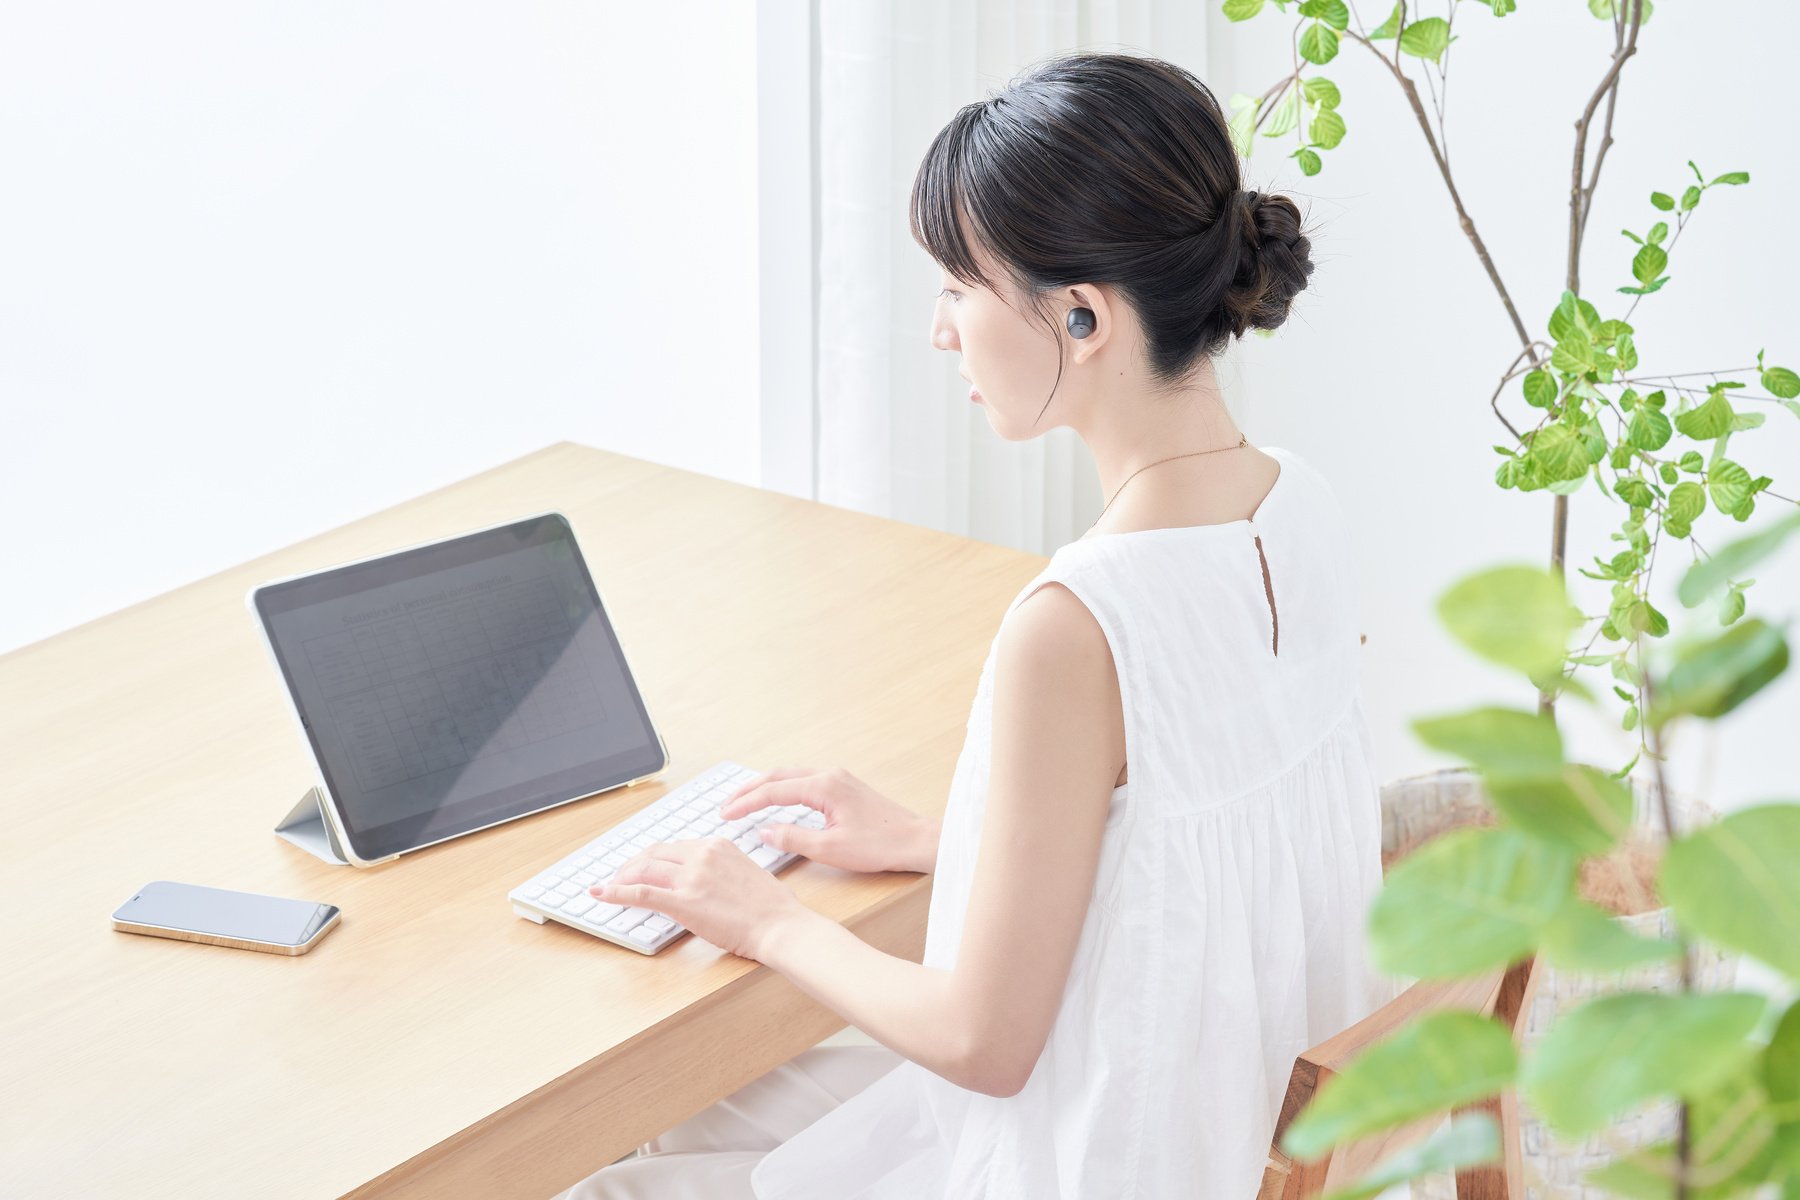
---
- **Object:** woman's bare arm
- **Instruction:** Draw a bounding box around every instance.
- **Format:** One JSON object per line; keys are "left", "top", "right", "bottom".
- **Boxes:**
{"left": 753, "top": 583, "right": 1121, "bottom": 1097}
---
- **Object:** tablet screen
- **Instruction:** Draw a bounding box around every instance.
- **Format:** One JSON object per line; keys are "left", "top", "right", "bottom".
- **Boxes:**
{"left": 251, "top": 512, "right": 666, "bottom": 860}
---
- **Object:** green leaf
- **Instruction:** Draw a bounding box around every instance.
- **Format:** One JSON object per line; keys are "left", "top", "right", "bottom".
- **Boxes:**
{"left": 1485, "top": 764, "right": 1635, "bottom": 856}
{"left": 1437, "top": 564, "right": 1581, "bottom": 678}
{"left": 1681, "top": 185, "right": 1702, "bottom": 210}
{"left": 1299, "top": 21, "right": 1340, "bottom": 63}
{"left": 1282, "top": 1011, "right": 1519, "bottom": 1160}
{"left": 1765, "top": 997, "right": 1800, "bottom": 1121}
{"left": 1261, "top": 87, "right": 1299, "bottom": 137}
{"left": 1398, "top": 16, "right": 1452, "bottom": 62}
{"left": 1627, "top": 408, "right": 1677, "bottom": 455}
{"left": 1368, "top": 0, "right": 1401, "bottom": 38}
{"left": 1539, "top": 895, "right": 1682, "bottom": 973}
{"left": 1522, "top": 369, "right": 1557, "bottom": 409}
{"left": 1589, "top": 0, "right": 1654, "bottom": 22}
{"left": 1317, "top": 1113, "right": 1503, "bottom": 1200}
{"left": 1223, "top": 0, "right": 1266, "bottom": 18}
{"left": 1661, "top": 803, "right": 1800, "bottom": 979}
{"left": 1614, "top": 477, "right": 1654, "bottom": 508}
{"left": 1616, "top": 329, "right": 1639, "bottom": 371}
{"left": 1707, "top": 459, "right": 1754, "bottom": 516}
{"left": 1529, "top": 422, "right": 1592, "bottom": 481}
{"left": 1649, "top": 191, "right": 1674, "bottom": 211}
{"left": 1710, "top": 170, "right": 1749, "bottom": 185}
{"left": 1679, "top": 450, "right": 1704, "bottom": 472}
{"left": 1298, "top": 0, "right": 1350, "bottom": 29}
{"left": 1649, "top": 618, "right": 1790, "bottom": 725}
{"left": 1666, "top": 480, "right": 1705, "bottom": 526}
{"left": 1583, "top": 1055, "right": 1790, "bottom": 1200}
{"left": 1678, "top": 510, "right": 1800, "bottom": 605}
{"left": 1411, "top": 706, "right": 1563, "bottom": 779}
{"left": 1632, "top": 243, "right": 1668, "bottom": 287}
{"left": 1310, "top": 107, "right": 1346, "bottom": 149}
{"left": 1302, "top": 75, "right": 1341, "bottom": 109}
{"left": 1762, "top": 365, "right": 1800, "bottom": 399}
{"left": 1548, "top": 290, "right": 1602, "bottom": 343}
{"left": 1674, "top": 389, "right": 1734, "bottom": 440}
{"left": 1719, "top": 585, "right": 1746, "bottom": 626}
{"left": 1295, "top": 147, "right": 1322, "bottom": 175}
{"left": 1522, "top": 991, "right": 1767, "bottom": 1139}
{"left": 1368, "top": 826, "right": 1575, "bottom": 978}
{"left": 1645, "top": 221, "right": 1668, "bottom": 246}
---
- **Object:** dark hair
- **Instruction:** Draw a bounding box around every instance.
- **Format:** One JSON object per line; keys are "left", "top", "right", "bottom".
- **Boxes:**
{"left": 910, "top": 51, "right": 1316, "bottom": 424}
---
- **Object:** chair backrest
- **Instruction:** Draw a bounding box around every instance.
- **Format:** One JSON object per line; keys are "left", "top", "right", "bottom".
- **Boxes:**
{"left": 1256, "top": 953, "right": 1543, "bottom": 1200}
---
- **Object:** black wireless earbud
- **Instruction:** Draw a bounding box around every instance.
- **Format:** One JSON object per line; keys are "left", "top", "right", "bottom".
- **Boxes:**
{"left": 1066, "top": 307, "right": 1095, "bottom": 339}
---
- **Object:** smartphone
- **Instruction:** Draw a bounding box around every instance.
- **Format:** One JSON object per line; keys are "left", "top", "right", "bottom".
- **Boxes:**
{"left": 112, "top": 880, "right": 341, "bottom": 956}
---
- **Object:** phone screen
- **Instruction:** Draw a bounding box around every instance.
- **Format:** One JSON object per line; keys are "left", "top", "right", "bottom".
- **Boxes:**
{"left": 117, "top": 881, "right": 337, "bottom": 946}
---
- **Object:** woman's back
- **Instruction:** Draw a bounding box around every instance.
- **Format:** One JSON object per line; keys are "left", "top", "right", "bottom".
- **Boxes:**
{"left": 751, "top": 446, "right": 1398, "bottom": 1199}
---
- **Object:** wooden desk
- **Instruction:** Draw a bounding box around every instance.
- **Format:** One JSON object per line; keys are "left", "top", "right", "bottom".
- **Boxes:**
{"left": 0, "top": 441, "right": 1046, "bottom": 1198}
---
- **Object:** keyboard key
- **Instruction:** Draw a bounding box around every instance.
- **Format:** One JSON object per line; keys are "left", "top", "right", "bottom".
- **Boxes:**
{"left": 518, "top": 884, "right": 546, "bottom": 900}
{"left": 563, "top": 895, "right": 596, "bottom": 916}
{"left": 799, "top": 812, "right": 826, "bottom": 830}
{"left": 554, "top": 880, "right": 582, "bottom": 898}
{"left": 628, "top": 925, "right": 662, "bottom": 946}
{"left": 605, "top": 907, "right": 654, "bottom": 934}
{"left": 583, "top": 902, "right": 626, "bottom": 925}
{"left": 572, "top": 871, "right": 598, "bottom": 887}
{"left": 749, "top": 845, "right": 782, "bottom": 868}
{"left": 538, "top": 892, "right": 566, "bottom": 910}
{"left": 644, "top": 915, "right": 676, "bottom": 932}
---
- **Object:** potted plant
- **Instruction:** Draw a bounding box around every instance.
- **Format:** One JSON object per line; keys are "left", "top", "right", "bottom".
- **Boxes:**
{"left": 1218, "top": 2, "right": 1800, "bottom": 1195}
{"left": 1280, "top": 516, "right": 1800, "bottom": 1200}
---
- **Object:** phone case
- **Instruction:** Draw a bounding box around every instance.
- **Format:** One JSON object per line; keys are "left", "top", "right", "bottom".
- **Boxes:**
{"left": 111, "top": 908, "right": 341, "bottom": 956}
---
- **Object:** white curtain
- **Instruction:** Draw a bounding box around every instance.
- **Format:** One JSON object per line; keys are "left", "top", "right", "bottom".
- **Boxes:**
{"left": 813, "top": 0, "right": 1213, "bottom": 553}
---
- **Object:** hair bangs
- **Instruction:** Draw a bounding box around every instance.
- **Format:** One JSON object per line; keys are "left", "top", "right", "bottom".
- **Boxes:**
{"left": 909, "top": 106, "right": 1005, "bottom": 293}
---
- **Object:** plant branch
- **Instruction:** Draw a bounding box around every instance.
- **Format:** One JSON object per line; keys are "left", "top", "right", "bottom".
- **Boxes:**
{"left": 1569, "top": 0, "right": 1647, "bottom": 296}
{"left": 1346, "top": 28, "right": 1537, "bottom": 353}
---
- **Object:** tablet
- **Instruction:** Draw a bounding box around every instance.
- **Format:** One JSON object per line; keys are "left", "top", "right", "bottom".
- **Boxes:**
{"left": 246, "top": 511, "right": 669, "bottom": 865}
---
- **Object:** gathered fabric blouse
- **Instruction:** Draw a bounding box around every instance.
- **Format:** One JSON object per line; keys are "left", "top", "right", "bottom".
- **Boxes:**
{"left": 750, "top": 446, "right": 1401, "bottom": 1198}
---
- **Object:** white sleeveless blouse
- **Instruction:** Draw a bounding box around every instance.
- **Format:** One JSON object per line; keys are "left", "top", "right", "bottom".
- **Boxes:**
{"left": 751, "top": 446, "right": 1401, "bottom": 1199}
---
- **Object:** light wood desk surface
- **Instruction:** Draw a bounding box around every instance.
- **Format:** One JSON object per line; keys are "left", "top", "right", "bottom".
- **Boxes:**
{"left": 0, "top": 441, "right": 1049, "bottom": 1199}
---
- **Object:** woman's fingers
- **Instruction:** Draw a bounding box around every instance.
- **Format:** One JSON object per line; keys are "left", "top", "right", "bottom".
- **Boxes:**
{"left": 596, "top": 856, "right": 679, "bottom": 896}
{"left": 719, "top": 767, "right": 816, "bottom": 818}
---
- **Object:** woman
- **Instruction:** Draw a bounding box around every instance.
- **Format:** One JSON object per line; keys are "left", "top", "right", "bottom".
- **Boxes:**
{"left": 558, "top": 50, "right": 1397, "bottom": 1200}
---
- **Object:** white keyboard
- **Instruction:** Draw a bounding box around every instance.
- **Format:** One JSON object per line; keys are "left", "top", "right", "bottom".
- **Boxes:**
{"left": 508, "top": 760, "right": 824, "bottom": 954}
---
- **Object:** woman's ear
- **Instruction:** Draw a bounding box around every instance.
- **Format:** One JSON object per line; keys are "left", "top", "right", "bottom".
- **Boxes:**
{"left": 1064, "top": 283, "right": 1115, "bottom": 365}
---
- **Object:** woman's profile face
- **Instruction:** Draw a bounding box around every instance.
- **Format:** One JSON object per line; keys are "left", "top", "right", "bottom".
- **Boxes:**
{"left": 930, "top": 258, "right": 1076, "bottom": 443}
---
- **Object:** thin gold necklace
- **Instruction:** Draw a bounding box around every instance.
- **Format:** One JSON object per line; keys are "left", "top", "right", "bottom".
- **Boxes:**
{"left": 1094, "top": 433, "right": 1250, "bottom": 527}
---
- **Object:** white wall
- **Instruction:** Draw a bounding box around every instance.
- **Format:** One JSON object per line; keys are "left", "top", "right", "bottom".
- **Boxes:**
{"left": 1207, "top": 2, "right": 1800, "bottom": 810}
{"left": 5, "top": 1, "right": 1793, "bottom": 815}
{"left": 0, "top": 1, "right": 760, "bottom": 653}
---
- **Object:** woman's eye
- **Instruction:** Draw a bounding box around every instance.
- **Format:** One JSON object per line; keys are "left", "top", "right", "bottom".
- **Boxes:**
{"left": 938, "top": 288, "right": 959, "bottom": 301}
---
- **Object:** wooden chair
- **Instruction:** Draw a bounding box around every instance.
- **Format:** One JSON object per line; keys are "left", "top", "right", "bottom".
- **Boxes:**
{"left": 1258, "top": 953, "right": 1544, "bottom": 1200}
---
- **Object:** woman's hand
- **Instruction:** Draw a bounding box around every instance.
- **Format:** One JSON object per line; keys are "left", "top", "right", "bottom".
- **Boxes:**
{"left": 589, "top": 838, "right": 805, "bottom": 961}
{"left": 718, "top": 766, "right": 938, "bottom": 876}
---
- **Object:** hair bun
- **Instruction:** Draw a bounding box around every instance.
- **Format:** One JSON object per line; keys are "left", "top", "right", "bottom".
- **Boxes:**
{"left": 1226, "top": 187, "right": 1314, "bottom": 336}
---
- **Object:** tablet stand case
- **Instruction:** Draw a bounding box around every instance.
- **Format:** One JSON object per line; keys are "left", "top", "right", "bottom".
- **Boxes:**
{"left": 274, "top": 787, "right": 354, "bottom": 866}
